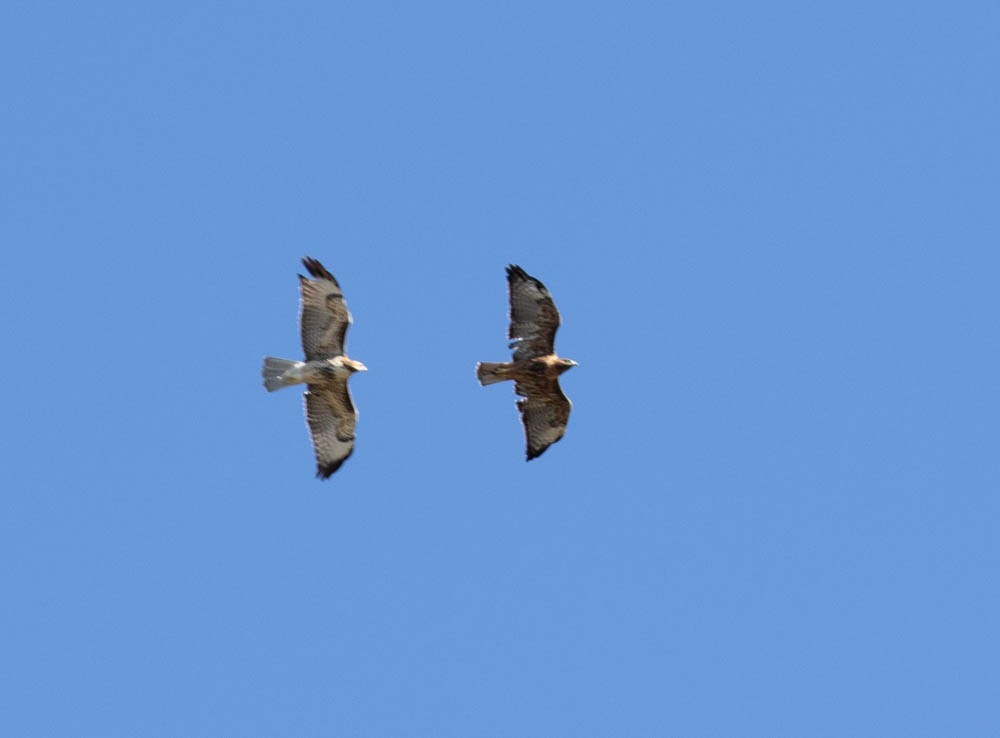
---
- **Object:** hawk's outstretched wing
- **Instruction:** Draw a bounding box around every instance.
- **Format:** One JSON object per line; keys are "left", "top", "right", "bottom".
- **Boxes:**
{"left": 507, "top": 264, "right": 561, "bottom": 361}
{"left": 515, "top": 376, "right": 572, "bottom": 461}
{"left": 300, "top": 257, "right": 352, "bottom": 361}
{"left": 304, "top": 378, "right": 358, "bottom": 479}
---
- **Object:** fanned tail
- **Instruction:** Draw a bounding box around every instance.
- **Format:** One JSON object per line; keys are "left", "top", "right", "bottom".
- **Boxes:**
{"left": 476, "top": 362, "right": 511, "bottom": 386}
{"left": 262, "top": 357, "right": 301, "bottom": 392}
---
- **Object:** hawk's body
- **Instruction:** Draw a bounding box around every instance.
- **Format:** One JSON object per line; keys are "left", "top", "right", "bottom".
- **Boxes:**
{"left": 476, "top": 265, "right": 577, "bottom": 460}
{"left": 262, "top": 257, "right": 367, "bottom": 478}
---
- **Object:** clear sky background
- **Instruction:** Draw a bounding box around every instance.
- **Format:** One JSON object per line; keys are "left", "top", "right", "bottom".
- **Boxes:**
{"left": 3, "top": 2, "right": 999, "bottom": 736}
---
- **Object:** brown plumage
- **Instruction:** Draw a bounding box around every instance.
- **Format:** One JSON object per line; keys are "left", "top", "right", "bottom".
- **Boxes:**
{"left": 476, "top": 265, "right": 577, "bottom": 460}
{"left": 262, "top": 257, "right": 367, "bottom": 479}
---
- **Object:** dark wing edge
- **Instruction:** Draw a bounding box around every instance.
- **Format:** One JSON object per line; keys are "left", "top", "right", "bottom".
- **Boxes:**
{"left": 298, "top": 258, "right": 351, "bottom": 360}
{"left": 301, "top": 257, "right": 341, "bottom": 287}
{"left": 506, "top": 264, "right": 561, "bottom": 361}
{"left": 515, "top": 378, "right": 572, "bottom": 461}
{"left": 304, "top": 380, "right": 358, "bottom": 479}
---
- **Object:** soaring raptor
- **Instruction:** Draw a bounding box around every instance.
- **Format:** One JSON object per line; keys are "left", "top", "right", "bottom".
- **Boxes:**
{"left": 262, "top": 257, "right": 367, "bottom": 478}
{"left": 476, "top": 265, "right": 577, "bottom": 460}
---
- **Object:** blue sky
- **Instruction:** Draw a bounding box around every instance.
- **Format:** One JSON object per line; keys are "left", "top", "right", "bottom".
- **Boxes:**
{"left": 3, "top": 2, "right": 999, "bottom": 736}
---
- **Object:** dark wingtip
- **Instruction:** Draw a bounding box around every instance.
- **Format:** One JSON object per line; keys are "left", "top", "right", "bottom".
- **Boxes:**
{"left": 315, "top": 449, "right": 353, "bottom": 479}
{"left": 301, "top": 257, "right": 339, "bottom": 285}
{"left": 507, "top": 264, "right": 550, "bottom": 294}
{"left": 506, "top": 264, "right": 527, "bottom": 280}
{"left": 315, "top": 459, "right": 345, "bottom": 479}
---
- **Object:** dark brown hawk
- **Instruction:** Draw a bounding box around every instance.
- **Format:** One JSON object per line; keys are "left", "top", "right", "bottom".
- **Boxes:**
{"left": 476, "top": 265, "right": 577, "bottom": 460}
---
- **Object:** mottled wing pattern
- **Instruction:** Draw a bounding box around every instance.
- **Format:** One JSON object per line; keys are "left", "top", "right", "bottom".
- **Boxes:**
{"left": 515, "top": 376, "right": 572, "bottom": 460}
{"left": 299, "top": 257, "right": 351, "bottom": 361}
{"left": 507, "top": 265, "right": 561, "bottom": 361}
{"left": 304, "top": 379, "right": 358, "bottom": 479}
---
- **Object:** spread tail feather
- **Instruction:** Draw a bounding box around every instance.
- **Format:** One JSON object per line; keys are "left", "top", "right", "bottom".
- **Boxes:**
{"left": 476, "top": 362, "right": 511, "bottom": 386}
{"left": 262, "top": 356, "right": 301, "bottom": 391}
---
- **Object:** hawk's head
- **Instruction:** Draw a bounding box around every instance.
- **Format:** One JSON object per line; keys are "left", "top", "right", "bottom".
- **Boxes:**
{"left": 328, "top": 357, "right": 368, "bottom": 374}
{"left": 343, "top": 358, "right": 368, "bottom": 373}
{"left": 556, "top": 358, "right": 578, "bottom": 374}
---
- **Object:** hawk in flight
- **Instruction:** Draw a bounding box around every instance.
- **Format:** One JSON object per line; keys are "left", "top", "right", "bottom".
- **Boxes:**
{"left": 262, "top": 257, "right": 367, "bottom": 478}
{"left": 476, "top": 265, "right": 577, "bottom": 460}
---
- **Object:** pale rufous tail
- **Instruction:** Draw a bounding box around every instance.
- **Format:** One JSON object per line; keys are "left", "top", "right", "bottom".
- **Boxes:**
{"left": 476, "top": 362, "right": 511, "bottom": 386}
